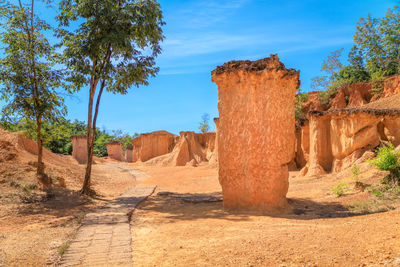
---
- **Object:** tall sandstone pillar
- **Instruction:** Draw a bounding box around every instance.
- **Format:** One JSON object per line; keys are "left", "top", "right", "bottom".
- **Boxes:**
{"left": 106, "top": 142, "right": 124, "bottom": 161}
{"left": 70, "top": 135, "right": 87, "bottom": 164}
{"left": 211, "top": 55, "right": 300, "bottom": 212}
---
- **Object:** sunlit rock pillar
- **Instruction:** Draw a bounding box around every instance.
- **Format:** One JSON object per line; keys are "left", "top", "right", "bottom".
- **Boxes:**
{"left": 132, "top": 137, "right": 141, "bottom": 162}
{"left": 306, "top": 112, "right": 333, "bottom": 176}
{"left": 70, "top": 135, "right": 87, "bottom": 164}
{"left": 211, "top": 54, "right": 300, "bottom": 213}
{"left": 125, "top": 145, "right": 133, "bottom": 162}
{"left": 106, "top": 141, "right": 124, "bottom": 161}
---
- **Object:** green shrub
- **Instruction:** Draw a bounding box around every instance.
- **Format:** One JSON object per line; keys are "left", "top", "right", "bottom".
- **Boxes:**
{"left": 331, "top": 182, "right": 350, "bottom": 197}
{"left": 369, "top": 144, "right": 400, "bottom": 184}
{"left": 351, "top": 164, "right": 361, "bottom": 182}
{"left": 294, "top": 92, "right": 309, "bottom": 122}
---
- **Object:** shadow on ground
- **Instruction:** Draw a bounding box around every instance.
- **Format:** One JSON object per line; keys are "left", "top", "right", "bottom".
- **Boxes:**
{"left": 136, "top": 191, "right": 390, "bottom": 222}
{"left": 14, "top": 187, "right": 99, "bottom": 220}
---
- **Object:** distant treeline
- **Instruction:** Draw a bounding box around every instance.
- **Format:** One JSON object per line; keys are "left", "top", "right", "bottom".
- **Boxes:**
{"left": 0, "top": 118, "right": 138, "bottom": 157}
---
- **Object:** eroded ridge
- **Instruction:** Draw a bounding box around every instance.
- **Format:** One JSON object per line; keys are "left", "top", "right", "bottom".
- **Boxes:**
{"left": 58, "top": 186, "right": 156, "bottom": 267}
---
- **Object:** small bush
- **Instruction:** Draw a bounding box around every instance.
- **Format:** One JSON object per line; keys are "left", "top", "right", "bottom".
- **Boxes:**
{"left": 295, "top": 92, "right": 310, "bottom": 122}
{"left": 369, "top": 144, "right": 400, "bottom": 184}
{"left": 351, "top": 164, "right": 361, "bottom": 182}
{"left": 58, "top": 240, "right": 71, "bottom": 255}
{"left": 331, "top": 182, "right": 350, "bottom": 197}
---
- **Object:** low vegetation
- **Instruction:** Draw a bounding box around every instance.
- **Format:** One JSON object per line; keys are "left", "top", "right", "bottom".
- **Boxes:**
{"left": 294, "top": 92, "right": 309, "bottom": 122}
{"left": 369, "top": 143, "right": 400, "bottom": 184}
{"left": 331, "top": 182, "right": 350, "bottom": 197}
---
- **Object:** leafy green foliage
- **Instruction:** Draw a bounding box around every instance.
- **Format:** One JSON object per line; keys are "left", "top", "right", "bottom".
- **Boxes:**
{"left": 351, "top": 164, "right": 361, "bottom": 182}
{"left": 56, "top": 0, "right": 165, "bottom": 94}
{"left": 0, "top": 2, "right": 67, "bottom": 124}
{"left": 56, "top": 0, "right": 165, "bottom": 193}
{"left": 0, "top": 1, "right": 69, "bottom": 176}
{"left": 199, "top": 113, "right": 210, "bottom": 133}
{"left": 311, "top": 5, "right": 400, "bottom": 104}
{"left": 331, "top": 182, "right": 350, "bottom": 197}
{"left": 354, "top": 7, "right": 400, "bottom": 78}
{"left": 311, "top": 49, "right": 346, "bottom": 105}
{"left": 369, "top": 144, "right": 400, "bottom": 184}
{"left": 294, "top": 92, "right": 309, "bottom": 122}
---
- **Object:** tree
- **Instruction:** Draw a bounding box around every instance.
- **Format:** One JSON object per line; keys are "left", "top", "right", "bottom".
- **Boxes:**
{"left": 57, "top": 0, "right": 164, "bottom": 194}
{"left": 354, "top": 6, "right": 400, "bottom": 77}
{"left": 199, "top": 113, "right": 210, "bottom": 133}
{"left": 0, "top": 0, "right": 66, "bottom": 179}
{"left": 311, "top": 48, "right": 345, "bottom": 105}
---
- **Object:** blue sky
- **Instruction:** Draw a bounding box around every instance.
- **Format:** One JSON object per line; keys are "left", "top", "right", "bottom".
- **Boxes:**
{"left": 1, "top": 0, "right": 398, "bottom": 135}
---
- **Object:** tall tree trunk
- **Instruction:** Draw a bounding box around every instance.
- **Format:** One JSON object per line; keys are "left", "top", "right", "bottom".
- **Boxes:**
{"left": 80, "top": 89, "right": 95, "bottom": 194}
{"left": 36, "top": 116, "right": 44, "bottom": 176}
{"left": 80, "top": 74, "right": 99, "bottom": 195}
{"left": 80, "top": 80, "right": 106, "bottom": 195}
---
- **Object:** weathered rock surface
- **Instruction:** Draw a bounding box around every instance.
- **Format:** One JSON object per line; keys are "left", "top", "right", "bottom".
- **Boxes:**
{"left": 211, "top": 54, "right": 300, "bottom": 212}
{"left": 125, "top": 145, "right": 133, "bottom": 162}
{"left": 382, "top": 74, "right": 400, "bottom": 97}
{"left": 70, "top": 135, "right": 87, "bottom": 164}
{"left": 330, "top": 83, "right": 372, "bottom": 110}
{"left": 130, "top": 131, "right": 177, "bottom": 162}
{"left": 145, "top": 132, "right": 216, "bottom": 167}
{"left": 307, "top": 115, "right": 332, "bottom": 176}
{"left": 302, "top": 109, "right": 400, "bottom": 176}
{"left": 299, "top": 74, "right": 400, "bottom": 114}
{"left": 138, "top": 131, "right": 176, "bottom": 162}
{"left": 106, "top": 142, "right": 123, "bottom": 161}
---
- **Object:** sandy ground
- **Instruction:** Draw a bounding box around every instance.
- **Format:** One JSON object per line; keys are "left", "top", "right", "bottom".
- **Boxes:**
{"left": 2, "top": 127, "right": 400, "bottom": 267}
{"left": 130, "top": 163, "right": 400, "bottom": 267}
{"left": 0, "top": 156, "right": 136, "bottom": 267}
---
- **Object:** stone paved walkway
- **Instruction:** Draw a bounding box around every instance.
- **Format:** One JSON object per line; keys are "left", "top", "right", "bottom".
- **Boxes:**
{"left": 58, "top": 186, "right": 156, "bottom": 267}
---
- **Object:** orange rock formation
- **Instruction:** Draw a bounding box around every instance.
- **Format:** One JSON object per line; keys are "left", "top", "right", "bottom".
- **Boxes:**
{"left": 300, "top": 108, "right": 400, "bottom": 176}
{"left": 130, "top": 131, "right": 176, "bottom": 162}
{"left": 125, "top": 145, "right": 133, "bottom": 162}
{"left": 106, "top": 142, "right": 123, "bottom": 161}
{"left": 70, "top": 135, "right": 87, "bottom": 164}
{"left": 145, "top": 131, "right": 216, "bottom": 166}
{"left": 211, "top": 54, "right": 300, "bottom": 213}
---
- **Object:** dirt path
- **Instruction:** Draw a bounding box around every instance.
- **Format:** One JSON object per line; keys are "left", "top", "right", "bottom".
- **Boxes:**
{"left": 130, "top": 164, "right": 400, "bottom": 266}
{"left": 58, "top": 185, "right": 156, "bottom": 267}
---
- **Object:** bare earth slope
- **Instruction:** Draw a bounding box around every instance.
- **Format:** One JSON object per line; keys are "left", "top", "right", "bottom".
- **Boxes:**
{"left": 0, "top": 128, "right": 136, "bottom": 266}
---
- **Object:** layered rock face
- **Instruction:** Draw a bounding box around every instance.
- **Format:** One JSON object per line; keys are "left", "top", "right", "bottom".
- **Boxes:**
{"left": 132, "top": 138, "right": 140, "bottom": 162}
{"left": 145, "top": 131, "right": 216, "bottom": 166}
{"left": 300, "top": 109, "right": 400, "bottom": 176}
{"left": 381, "top": 75, "right": 400, "bottom": 98}
{"left": 139, "top": 131, "right": 176, "bottom": 162}
{"left": 211, "top": 55, "right": 300, "bottom": 212}
{"left": 131, "top": 131, "right": 176, "bottom": 162}
{"left": 106, "top": 142, "right": 123, "bottom": 161}
{"left": 70, "top": 135, "right": 87, "bottom": 164}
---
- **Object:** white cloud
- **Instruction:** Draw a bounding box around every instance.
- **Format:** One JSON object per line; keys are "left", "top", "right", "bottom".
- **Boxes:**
{"left": 177, "top": 0, "right": 250, "bottom": 29}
